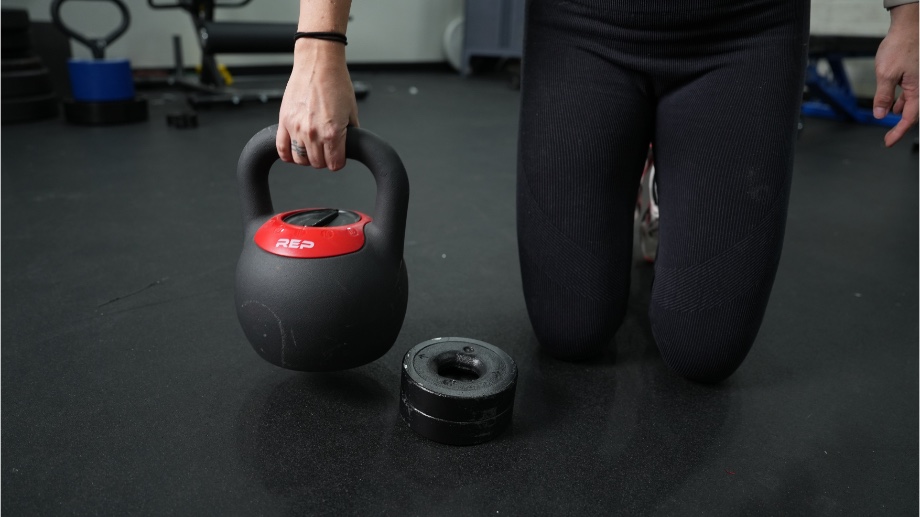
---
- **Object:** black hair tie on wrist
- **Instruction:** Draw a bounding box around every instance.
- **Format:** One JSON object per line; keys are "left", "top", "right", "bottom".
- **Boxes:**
{"left": 294, "top": 31, "right": 348, "bottom": 46}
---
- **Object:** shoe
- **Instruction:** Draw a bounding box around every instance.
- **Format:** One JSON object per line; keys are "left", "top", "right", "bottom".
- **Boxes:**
{"left": 638, "top": 149, "right": 659, "bottom": 263}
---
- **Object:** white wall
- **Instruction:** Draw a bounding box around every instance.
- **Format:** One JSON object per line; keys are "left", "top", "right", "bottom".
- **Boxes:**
{"left": 811, "top": 0, "right": 890, "bottom": 36}
{"left": 5, "top": 0, "right": 463, "bottom": 67}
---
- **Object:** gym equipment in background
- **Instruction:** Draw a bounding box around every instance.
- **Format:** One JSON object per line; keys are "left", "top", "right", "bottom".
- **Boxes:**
{"left": 803, "top": 35, "right": 899, "bottom": 128}
{"left": 461, "top": 0, "right": 524, "bottom": 76}
{"left": 235, "top": 125, "right": 409, "bottom": 372}
{"left": 51, "top": 0, "right": 148, "bottom": 125}
{"left": 1, "top": 8, "right": 60, "bottom": 124}
{"left": 443, "top": 16, "right": 464, "bottom": 72}
{"left": 400, "top": 337, "right": 518, "bottom": 446}
{"left": 146, "top": 0, "right": 368, "bottom": 107}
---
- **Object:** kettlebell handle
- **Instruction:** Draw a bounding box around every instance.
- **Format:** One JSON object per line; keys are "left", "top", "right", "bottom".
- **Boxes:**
{"left": 237, "top": 125, "right": 409, "bottom": 259}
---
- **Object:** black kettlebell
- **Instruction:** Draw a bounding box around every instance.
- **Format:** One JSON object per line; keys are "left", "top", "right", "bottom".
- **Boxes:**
{"left": 235, "top": 125, "right": 409, "bottom": 371}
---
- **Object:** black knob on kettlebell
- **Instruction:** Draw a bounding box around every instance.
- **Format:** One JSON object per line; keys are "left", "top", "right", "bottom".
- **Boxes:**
{"left": 235, "top": 125, "right": 410, "bottom": 371}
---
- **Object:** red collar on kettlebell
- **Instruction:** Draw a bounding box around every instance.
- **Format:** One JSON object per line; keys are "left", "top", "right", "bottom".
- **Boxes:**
{"left": 254, "top": 209, "right": 371, "bottom": 258}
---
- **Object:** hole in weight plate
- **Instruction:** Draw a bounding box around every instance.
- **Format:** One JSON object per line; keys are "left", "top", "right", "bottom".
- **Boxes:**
{"left": 437, "top": 356, "right": 483, "bottom": 381}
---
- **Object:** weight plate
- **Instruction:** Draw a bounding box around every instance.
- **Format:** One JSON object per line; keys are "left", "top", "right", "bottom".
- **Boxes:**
{"left": 1, "top": 28, "right": 31, "bottom": 52}
{"left": 401, "top": 337, "right": 517, "bottom": 421}
{"left": 63, "top": 97, "right": 148, "bottom": 125}
{"left": 166, "top": 110, "right": 198, "bottom": 129}
{"left": 1, "top": 9, "right": 29, "bottom": 31}
{"left": 2, "top": 67, "right": 52, "bottom": 99}
{"left": 1, "top": 93, "right": 58, "bottom": 124}
{"left": 400, "top": 337, "right": 517, "bottom": 445}
{"left": 1, "top": 46, "right": 30, "bottom": 60}
{"left": 400, "top": 397, "right": 514, "bottom": 446}
{"left": 1, "top": 56, "right": 42, "bottom": 73}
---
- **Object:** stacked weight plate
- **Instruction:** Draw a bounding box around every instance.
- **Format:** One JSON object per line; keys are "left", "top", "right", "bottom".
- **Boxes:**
{"left": 400, "top": 338, "right": 518, "bottom": 445}
{"left": 2, "top": 8, "right": 59, "bottom": 124}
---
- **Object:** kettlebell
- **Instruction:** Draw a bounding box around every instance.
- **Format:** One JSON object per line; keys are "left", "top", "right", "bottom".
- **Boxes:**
{"left": 235, "top": 125, "right": 409, "bottom": 371}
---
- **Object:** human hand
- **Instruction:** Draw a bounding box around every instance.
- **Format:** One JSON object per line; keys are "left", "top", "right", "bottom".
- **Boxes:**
{"left": 873, "top": 3, "right": 918, "bottom": 147}
{"left": 277, "top": 38, "right": 359, "bottom": 170}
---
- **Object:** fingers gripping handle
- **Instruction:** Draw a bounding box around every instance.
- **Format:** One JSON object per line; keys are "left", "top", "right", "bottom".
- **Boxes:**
{"left": 237, "top": 125, "right": 409, "bottom": 258}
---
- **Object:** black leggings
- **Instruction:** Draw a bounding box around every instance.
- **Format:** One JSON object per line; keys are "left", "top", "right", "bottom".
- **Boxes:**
{"left": 517, "top": 0, "right": 809, "bottom": 382}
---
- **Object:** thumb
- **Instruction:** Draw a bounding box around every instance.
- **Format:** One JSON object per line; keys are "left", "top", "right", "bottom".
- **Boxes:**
{"left": 276, "top": 123, "right": 293, "bottom": 163}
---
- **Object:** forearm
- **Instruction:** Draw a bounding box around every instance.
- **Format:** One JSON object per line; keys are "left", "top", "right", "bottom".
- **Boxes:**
{"left": 298, "top": 0, "right": 351, "bottom": 33}
{"left": 279, "top": 0, "right": 358, "bottom": 168}
{"left": 295, "top": 0, "right": 352, "bottom": 63}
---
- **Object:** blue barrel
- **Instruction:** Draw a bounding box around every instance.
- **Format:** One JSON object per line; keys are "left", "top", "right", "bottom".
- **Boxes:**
{"left": 67, "top": 59, "right": 135, "bottom": 102}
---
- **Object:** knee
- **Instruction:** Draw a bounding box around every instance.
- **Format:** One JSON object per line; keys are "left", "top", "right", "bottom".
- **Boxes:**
{"left": 516, "top": 201, "right": 631, "bottom": 362}
{"left": 525, "top": 277, "right": 626, "bottom": 362}
{"left": 649, "top": 300, "right": 765, "bottom": 383}
{"left": 532, "top": 313, "right": 619, "bottom": 362}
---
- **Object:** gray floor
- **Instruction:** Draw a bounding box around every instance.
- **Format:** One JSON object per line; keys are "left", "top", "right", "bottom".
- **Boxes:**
{"left": 2, "top": 71, "right": 918, "bottom": 515}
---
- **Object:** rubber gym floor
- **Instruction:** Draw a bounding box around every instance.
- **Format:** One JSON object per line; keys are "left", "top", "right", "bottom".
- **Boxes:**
{"left": 2, "top": 71, "right": 918, "bottom": 515}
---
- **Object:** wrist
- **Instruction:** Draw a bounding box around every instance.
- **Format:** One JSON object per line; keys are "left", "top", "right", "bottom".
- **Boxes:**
{"left": 294, "top": 37, "right": 346, "bottom": 66}
{"left": 889, "top": 3, "right": 919, "bottom": 29}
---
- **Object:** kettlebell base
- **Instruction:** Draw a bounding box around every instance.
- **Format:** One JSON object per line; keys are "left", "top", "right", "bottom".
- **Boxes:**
{"left": 236, "top": 256, "right": 409, "bottom": 373}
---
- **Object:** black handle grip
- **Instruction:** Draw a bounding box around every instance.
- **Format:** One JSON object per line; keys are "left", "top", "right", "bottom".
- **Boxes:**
{"left": 51, "top": 0, "right": 130, "bottom": 59}
{"left": 237, "top": 125, "right": 410, "bottom": 260}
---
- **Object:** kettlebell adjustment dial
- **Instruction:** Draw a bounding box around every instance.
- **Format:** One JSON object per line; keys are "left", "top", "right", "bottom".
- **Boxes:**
{"left": 254, "top": 208, "right": 371, "bottom": 258}
{"left": 283, "top": 208, "right": 361, "bottom": 227}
